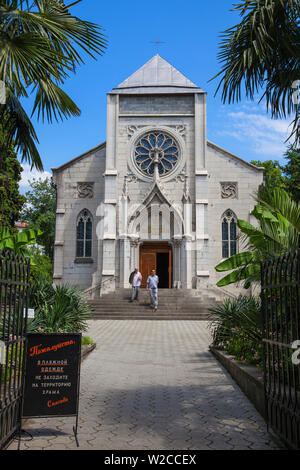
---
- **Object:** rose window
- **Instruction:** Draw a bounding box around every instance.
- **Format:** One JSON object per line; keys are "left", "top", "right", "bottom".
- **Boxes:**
{"left": 134, "top": 131, "right": 180, "bottom": 177}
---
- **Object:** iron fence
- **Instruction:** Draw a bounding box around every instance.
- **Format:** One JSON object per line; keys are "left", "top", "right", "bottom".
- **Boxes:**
{"left": 0, "top": 250, "right": 30, "bottom": 449}
{"left": 261, "top": 250, "right": 300, "bottom": 449}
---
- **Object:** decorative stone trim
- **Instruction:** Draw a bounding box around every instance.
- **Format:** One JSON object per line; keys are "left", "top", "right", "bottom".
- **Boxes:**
{"left": 169, "top": 124, "right": 187, "bottom": 138}
{"left": 172, "top": 238, "right": 183, "bottom": 248}
{"left": 126, "top": 125, "right": 147, "bottom": 138}
{"left": 77, "top": 183, "right": 94, "bottom": 199}
{"left": 221, "top": 182, "right": 238, "bottom": 199}
{"left": 120, "top": 114, "right": 194, "bottom": 118}
{"left": 123, "top": 174, "right": 138, "bottom": 196}
{"left": 75, "top": 258, "right": 94, "bottom": 264}
{"left": 128, "top": 125, "right": 186, "bottom": 183}
{"left": 130, "top": 239, "right": 142, "bottom": 248}
{"left": 175, "top": 172, "right": 186, "bottom": 183}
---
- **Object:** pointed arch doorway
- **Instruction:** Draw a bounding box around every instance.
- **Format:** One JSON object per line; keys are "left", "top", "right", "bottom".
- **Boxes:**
{"left": 139, "top": 242, "right": 173, "bottom": 288}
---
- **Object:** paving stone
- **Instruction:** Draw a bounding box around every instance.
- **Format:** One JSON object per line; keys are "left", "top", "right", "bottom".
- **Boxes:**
{"left": 7, "top": 320, "right": 280, "bottom": 451}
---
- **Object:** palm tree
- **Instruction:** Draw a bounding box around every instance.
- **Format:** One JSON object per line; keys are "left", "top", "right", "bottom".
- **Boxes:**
{"left": 0, "top": 0, "right": 107, "bottom": 170}
{"left": 215, "top": 187, "right": 300, "bottom": 288}
{"left": 212, "top": 0, "right": 300, "bottom": 145}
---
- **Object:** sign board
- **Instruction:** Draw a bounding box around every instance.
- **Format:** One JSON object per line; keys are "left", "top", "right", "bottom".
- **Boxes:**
{"left": 24, "top": 309, "right": 35, "bottom": 319}
{"left": 22, "top": 333, "right": 81, "bottom": 419}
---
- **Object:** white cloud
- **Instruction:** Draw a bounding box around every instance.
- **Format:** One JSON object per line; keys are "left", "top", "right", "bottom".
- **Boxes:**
{"left": 217, "top": 104, "right": 292, "bottom": 160}
{"left": 20, "top": 164, "right": 52, "bottom": 193}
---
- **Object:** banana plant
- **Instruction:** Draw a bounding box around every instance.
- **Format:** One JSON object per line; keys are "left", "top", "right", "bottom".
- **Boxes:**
{"left": 0, "top": 226, "right": 42, "bottom": 257}
{"left": 215, "top": 188, "right": 300, "bottom": 288}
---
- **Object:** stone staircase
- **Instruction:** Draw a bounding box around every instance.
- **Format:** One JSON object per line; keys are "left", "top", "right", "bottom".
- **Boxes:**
{"left": 87, "top": 288, "right": 224, "bottom": 321}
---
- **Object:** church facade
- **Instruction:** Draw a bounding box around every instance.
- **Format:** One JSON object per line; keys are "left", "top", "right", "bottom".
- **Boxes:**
{"left": 52, "top": 55, "right": 264, "bottom": 296}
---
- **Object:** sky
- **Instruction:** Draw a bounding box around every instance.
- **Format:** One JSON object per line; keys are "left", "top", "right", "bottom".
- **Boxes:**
{"left": 19, "top": 0, "right": 292, "bottom": 192}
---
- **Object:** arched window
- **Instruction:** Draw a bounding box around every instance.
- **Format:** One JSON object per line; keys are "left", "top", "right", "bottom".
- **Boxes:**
{"left": 222, "top": 210, "right": 237, "bottom": 258}
{"left": 76, "top": 210, "right": 93, "bottom": 258}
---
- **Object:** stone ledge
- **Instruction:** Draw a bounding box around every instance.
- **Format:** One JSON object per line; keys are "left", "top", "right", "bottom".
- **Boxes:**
{"left": 75, "top": 258, "right": 94, "bottom": 265}
{"left": 210, "top": 346, "right": 265, "bottom": 418}
{"left": 210, "top": 346, "right": 287, "bottom": 449}
{"left": 81, "top": 343, "right": 96, "bottom": 362}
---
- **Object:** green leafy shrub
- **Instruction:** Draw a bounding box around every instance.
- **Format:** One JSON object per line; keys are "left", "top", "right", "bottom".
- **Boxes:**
{"left": 29, "top": 248, "right": 53, "bottom": 282}
{"left": 209, "top": 295, "right": 263, "bottom": 367}
{"left": 28, "top": 281, "right": 92, "bottom": 334}
{"left": 82, "top": 336, "right": 94, "bottom": 346}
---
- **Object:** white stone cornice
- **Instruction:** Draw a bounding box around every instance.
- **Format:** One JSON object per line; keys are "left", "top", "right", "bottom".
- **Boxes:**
{"left": 197, "top": 271, "right": 210, "bottom": 277}
{"left": 104, "top": 199, "right": 117, "bottom": 205}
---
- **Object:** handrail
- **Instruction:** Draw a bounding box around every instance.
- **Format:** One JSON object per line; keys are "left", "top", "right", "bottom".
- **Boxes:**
{"left": 84, "top": 275, "right": 117, "bottom": 298}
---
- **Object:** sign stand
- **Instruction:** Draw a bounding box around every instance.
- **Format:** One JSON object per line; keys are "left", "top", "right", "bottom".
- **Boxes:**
{"left": 19, "top": 333, "right": 82, "bottom": 449}
{"left": 73, "top": 416, "right": 80, "bottom": 448}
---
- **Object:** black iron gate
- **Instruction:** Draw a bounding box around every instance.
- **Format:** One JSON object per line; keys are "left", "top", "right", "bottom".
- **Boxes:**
{"left": 0, "top": 250, "right": 30, "bottom": 449}
{"left": 261, "top": 250, "right": 300, "bottom": 449}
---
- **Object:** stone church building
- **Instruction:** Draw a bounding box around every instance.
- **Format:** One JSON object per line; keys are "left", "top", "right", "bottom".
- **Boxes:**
{"left": 52, "top": 55, "right": 264, "bottom": 297}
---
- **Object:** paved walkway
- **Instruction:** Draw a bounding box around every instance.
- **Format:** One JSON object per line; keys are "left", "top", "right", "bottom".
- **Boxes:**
{"left": 9, "top": 321, "right": 279, "bottom": 450}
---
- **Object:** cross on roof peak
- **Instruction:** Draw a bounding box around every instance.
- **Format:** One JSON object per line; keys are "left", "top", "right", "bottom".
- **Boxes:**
{"left": 150, "top": 39, "right": 166, "bottom": 54}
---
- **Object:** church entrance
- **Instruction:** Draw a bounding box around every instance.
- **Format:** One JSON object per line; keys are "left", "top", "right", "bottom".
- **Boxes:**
{"left": 139, "top": 242, "right": 172, "bottom": 289}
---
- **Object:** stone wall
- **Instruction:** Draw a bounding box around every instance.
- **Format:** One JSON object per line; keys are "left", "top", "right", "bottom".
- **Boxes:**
{"left": 52, "top": 145, "right": 106, "bottom": 289}
{"left": 52, "top": 91, "right": 264, "bottom": 294}
{"left": 206, "top": 143, "right": 264, "bottom": 291}
{"left": 119, "top": 95, "right": 195, "bottom": 115}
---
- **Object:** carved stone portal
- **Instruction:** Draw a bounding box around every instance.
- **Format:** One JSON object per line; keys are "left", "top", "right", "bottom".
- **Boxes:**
{"left": 221, "top": 182, "right": 238, "bottom": 200}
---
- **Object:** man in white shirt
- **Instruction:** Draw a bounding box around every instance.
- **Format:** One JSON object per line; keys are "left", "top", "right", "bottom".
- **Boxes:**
{"left": 129, "top": 268, "right": 142, "bottom": 302}
{"left": 147, "top": 269, "right": 159, "bottom": 312}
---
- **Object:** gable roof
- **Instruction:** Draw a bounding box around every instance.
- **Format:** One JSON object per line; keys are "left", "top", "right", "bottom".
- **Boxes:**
{"left": 110, "top": 55, "right": 204, "bottom": 95}
{"left": 207, "top": 141, "right": 265, "bottom": 172}
{"left": 51, "top": 141, "right": 264, "bottom": 176}
{"left": 51, "top": 142, "right": 106, "bottom": 174}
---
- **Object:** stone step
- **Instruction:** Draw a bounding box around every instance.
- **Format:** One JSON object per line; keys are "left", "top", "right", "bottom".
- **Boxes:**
{"left": 91, "top": 315, "right": 213, "bottom": 321}
{"left": 90, "top": 310, "right": 218, "bottom": 314}
{"left": 93, "top": 310, "right": 213, "bottom": 320}
{"left": 87, "top": 288, "right": 221, "bottom": 321}
{"left": 94, "top": 290, "right": 213, "bottom": 299}
{"left": 88, "top": 302, "right": 219, "bottom": 308}
{"left": 88, "top": 298, "right": 221, "bottom": 305}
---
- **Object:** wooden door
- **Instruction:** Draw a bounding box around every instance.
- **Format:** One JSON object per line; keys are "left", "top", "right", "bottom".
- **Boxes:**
{"left": 169, "top": 249, "right": 172, "bottom": 289}
{"left": 140, "top": 252, "right": 156, "bottom": 287}
{"left": 139, "top": 243, "right": 173, "bottom": 288}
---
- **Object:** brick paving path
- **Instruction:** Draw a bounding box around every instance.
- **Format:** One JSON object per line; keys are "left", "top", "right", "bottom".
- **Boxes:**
{"left": 8, "top": 321, "right": 280, "bottom": 450}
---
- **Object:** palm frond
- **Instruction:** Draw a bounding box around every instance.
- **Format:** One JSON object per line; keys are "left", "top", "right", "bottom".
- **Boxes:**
{"left": 215, "top": 188, "right": 300, "bottom": 288}
{"left": 0, "top": 0, "right": 107, "bottom": 169}
{"left": 211, "top": 0, "right": 300, "bottom": 146}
